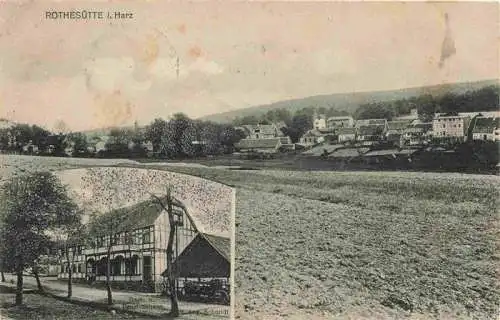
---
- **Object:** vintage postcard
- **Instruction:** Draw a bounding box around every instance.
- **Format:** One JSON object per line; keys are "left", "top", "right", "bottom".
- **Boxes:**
{"left": 0, "top": 1, "right": 499, "bottom": 320}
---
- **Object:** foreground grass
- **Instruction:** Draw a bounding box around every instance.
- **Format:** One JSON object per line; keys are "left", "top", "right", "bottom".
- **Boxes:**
{"left": 0, "top": 292, "right": 158, "bottom": 319}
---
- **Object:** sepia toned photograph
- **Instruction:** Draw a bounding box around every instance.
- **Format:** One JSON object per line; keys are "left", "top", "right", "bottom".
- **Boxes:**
{"left": 0, "top": 1, "right": 499, "bottom": 320}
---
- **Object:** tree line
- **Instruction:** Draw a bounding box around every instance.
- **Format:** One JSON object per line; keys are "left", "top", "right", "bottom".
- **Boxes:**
{"left": 354, "top": 85, "right": 500, "bottom": 121}
{"left": 0, "top": 114, "right": 246, "bottom": 159}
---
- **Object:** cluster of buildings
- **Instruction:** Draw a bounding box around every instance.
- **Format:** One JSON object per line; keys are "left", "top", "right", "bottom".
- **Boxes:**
{"left": 45, "top": 196, "right": 230, "bottom": 295}
{"left": 234, "top": 109, "right": 500, "bottom": 155}
{"left": 234, "top": 122, "right": 294, "bottom": 155}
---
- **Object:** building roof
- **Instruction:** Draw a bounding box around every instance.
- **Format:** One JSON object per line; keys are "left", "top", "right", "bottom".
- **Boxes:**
{"left": 337, "top": 127, "right": 356, "bottom": 135}
{"left": 364, "top": 149, "right": 418, "bottom": 157}
{"left": 472, "top": 117, "right": 499, "bottom": 134}
{"left": 358, "top": 124, "right": 385, "bottom": 136}
{"left": 86, "top": 196, "right": 188, "bottom": 237}
{"left": 279, "top": 137, "right": 290, "bottom": 144}
{"left": 167, "top": 233, "right": 230, "bottom": 278}
{"left": 235, "top": 138, "right": 280, "bottom": 150}
{"left": 302, "top": 129, "right": 323, "bottom": 137}
{"left": 201, "top": 233, "right": 230, "bottom": 261}
{"left": 328, "top": 147, "right": 369, "bottom": 158}
{"left": 274, "top": 121, "right": 287, "bottom": 130}
{"left": 387, "top": 120, "right": 412, "bottom": 131}
{"left": 356, "top": 119, "right": 387, "bottom": 127}
{"left": 327, "top": 116, "right": 354, "bottom": 121}
{"left": 317, "top": 127, "right": 336, "bottom": 134}
{"left": 255, "top": 124, "right": 278, "bottom": 135}
{"left": 434, "top": 113, "right": 468, "bottom": 119}
{"left": 302, "top": 144, "right": 344, "bottom": 156}
{"left": 413, "top": 122, "right": 433, "bottom": 131}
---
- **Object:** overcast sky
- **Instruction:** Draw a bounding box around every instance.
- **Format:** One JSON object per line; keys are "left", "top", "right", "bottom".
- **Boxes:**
{"left": 0, "top": 1, "right": 497, "bottom": 131}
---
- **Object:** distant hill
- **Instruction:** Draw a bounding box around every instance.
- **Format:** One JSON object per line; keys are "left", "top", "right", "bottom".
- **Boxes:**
{"left": 199, "top": 79, "right": 499, "bottom": 123}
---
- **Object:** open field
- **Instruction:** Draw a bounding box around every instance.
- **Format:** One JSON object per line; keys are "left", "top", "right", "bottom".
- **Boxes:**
{"left": 1, "top": 155, "right": 499, "bottom": 319}
{"left": 142, "top": 166, "right": 500, "bottom": 319}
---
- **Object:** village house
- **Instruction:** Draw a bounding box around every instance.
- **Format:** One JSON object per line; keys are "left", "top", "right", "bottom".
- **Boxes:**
{"left": 299, "top": 127, "right": 336, "bottom": 147}
{"left": 471, "top": 117, "right": 500, "bottom": 141}
{"left": 41, "top": 135, "right": 65, "bottom": 154}
{"left": 385, "top": 120, "right": 412, "bottom": 146}
{"left": 313, "top": 114, "right": 327, "bottom": 130}
{"left": 357, "top": 124, "right": 387, "bottom": 146}
{"left": 235, "top": 137, "right": 291, "bottom": 154}
{"left": 337, "top": 127, "right": 357, "bottom": 143}
{"left": 55, "top": 196, "right": 230, "bottom": 293}
{"left": 327, "top": 116, "right": 355, "bottom": 129}
{"left": 432, "top": 114, "right": 471, "bottom": 142}
{"left": 22, "top": 140, "right": 39, "bottom": 154}
{"left": 401, "top": 122, "right": 433, "bottom": 146}
{"left": 238, "top": 123, "right": 285, "bottom": 139}
{"left": 299, "top": 130, "right": 322, "bottom": 146}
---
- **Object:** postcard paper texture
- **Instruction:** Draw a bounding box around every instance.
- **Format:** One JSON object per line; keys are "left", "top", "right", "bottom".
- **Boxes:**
{"left": 0, "top": 1, "right": 499, "bottom": 320}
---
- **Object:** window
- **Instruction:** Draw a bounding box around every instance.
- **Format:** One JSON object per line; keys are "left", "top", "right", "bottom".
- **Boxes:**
{"left": 142, "top": 228, "right": 152, "bottom": 244}
{"left": 458, "top": 124, "right": 461, "bottom": 128}
{"left": 77, "top": 246, "right": 82, "bottom": 255}
{"left": 125, "top": 232, "right": 133, "bottom": 245}
{"left": 77, "top": 264, "right": 82, "bottom": 273}
{"left": 442, "top": 124, "right": 445, "bottom": 128}
{"left": 60, "top": 264, "right": 64, "bottom": 273}
{"left": 96, "top": 236, "right": 103, "bottom": 247}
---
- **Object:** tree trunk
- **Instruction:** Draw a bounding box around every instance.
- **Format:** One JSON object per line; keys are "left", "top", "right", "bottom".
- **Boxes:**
{"left": 106, "top": 247, "right": 113, "bottom": 305}
{"left": 33, "top": 265, "right": 44, "bottom": 293}
{"left": 66, "top": 251, "right": 73, "bottom": 298}
{"left": 67, "top": 265, "right": 73, "bottom": 298}
{"left": 15, "top": 269, "right": 23, "bottom": 305}
{"left": 166, "top": 194, "right": 179, "bottom": 317}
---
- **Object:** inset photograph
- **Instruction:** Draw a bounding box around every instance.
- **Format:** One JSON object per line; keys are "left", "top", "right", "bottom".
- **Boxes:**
{"left": 1, "top": 165, "right": 234, "bottom": 320}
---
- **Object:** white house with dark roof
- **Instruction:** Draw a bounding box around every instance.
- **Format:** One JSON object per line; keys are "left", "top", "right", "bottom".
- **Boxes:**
{"left": 432, "top": 114, "right": 471, "bottom": 141}
{"left": 56, "top": 195, "right": 230, "bottom": 293}
{"left": 471, "top": 117, "right": 500, "bottom": 141}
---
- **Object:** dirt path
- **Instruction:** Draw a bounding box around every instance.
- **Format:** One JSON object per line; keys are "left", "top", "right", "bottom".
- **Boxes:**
{"left": 3, "top": 274, "right": 229, "bottom": 317}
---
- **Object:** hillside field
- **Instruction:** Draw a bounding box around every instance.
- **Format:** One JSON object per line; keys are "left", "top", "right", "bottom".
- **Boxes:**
{"left": 1, "top": 155, "right": 499, "bottom": 319}
{"left": 145, "top": 166, "right": 500, "bottom": 320}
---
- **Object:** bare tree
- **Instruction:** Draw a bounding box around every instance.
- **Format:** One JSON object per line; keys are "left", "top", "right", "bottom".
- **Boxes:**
{"left": 150, "top": 187, "right": 197, "bottom": 318}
